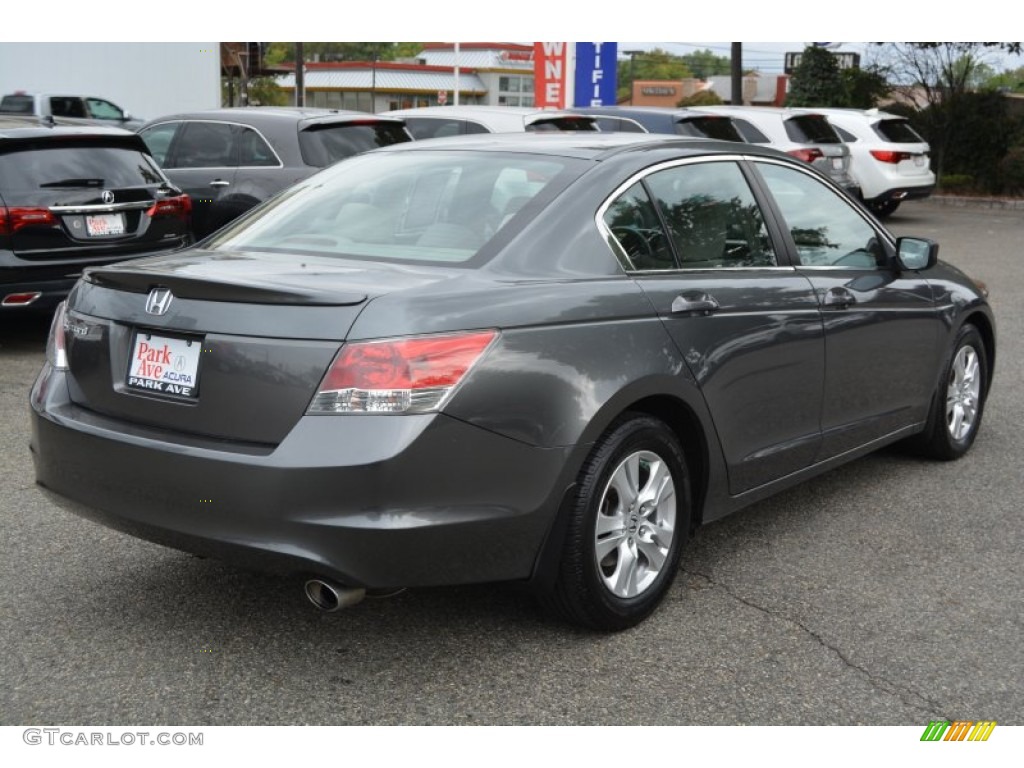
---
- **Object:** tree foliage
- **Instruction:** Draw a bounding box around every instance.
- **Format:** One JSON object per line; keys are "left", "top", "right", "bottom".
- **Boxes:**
{"left": 679, "top": 49, "right": 731, "bottom": 79}
{"left": 677, "top": 90, "right": 723, "bottom": 107}
{"left": 786, "top": 46, "right": 845, "bottom": 107}
{"left": 264, "top": 42, "right": 422, "bottom": 66}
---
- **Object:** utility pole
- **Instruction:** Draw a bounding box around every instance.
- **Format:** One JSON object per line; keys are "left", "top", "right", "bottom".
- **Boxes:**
{"left": 295, "top": 42, "right": 305, "bottom": 107}
{"left": 731, "top": 42, "right": 742, "bottom": 105}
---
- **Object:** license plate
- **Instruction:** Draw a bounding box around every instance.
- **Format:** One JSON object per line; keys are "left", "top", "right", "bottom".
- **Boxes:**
{"left": 86, "top": 213, "right": 125, "bottom": 236}
{"left": 831, "top": 157, "right": 843, "bottom": 170}
{"left": 126, "top": 331, "right": 202, "bottom": 398}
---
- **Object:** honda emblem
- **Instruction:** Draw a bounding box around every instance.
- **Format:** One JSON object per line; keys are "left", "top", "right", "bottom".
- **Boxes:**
{"left": 145, "top": 287, "right": 174, "bottom": 316}
{"left": 101, "top": 190, "right": 115, "bottom": 204}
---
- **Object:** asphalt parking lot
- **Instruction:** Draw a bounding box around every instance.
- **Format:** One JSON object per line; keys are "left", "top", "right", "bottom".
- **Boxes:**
{"left": 1, "top": 198, "right": 1022, "bottom": 725}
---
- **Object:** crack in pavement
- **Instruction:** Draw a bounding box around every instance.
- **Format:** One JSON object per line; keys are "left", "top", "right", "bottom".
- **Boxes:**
{"left": 682, "top": 567, "right": 950, "bottom": 721}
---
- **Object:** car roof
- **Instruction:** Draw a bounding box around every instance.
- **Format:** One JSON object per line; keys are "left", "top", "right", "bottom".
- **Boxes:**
{"left": 140, "top": 107, "right": 405, "bottom": 128}
{"left": 371, "top": 131, "right": 785, "bottom": 162}
{"left": 0, "top": 117, "right": 137, "bottom": 140}
{"left": 791, "top": 107, "right": 907, "bottom": 121}
{"left": 383, "top": 105, "right": 589, "bottom": 129}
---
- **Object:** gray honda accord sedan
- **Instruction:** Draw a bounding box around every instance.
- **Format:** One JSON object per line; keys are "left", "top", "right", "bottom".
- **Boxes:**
{"left": 30, "top": 133, "right": 994, "bottom": 630}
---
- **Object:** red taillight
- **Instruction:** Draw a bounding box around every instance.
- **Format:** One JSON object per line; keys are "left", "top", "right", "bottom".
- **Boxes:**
{"left": 146, "top": 194, "right": 192, "bottom": 220}
{"left": 0, "top": 206, "right": 58, "bottom": 235}
{"left": 787, "top": 148, "right": 824, "bottom": 164}
{"left": 870, "top": 150, "right": 913, "bottom": 164}
{"left": 309, "top": 330, "right": 498, "bottom": 414}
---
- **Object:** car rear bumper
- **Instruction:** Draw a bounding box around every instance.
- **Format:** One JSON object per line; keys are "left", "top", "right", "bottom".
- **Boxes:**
{"left": 866, "top": 183, "right": 936, "bottom": 205}
{"left": 30, "top": 364, "right": 573, "bottom": 589}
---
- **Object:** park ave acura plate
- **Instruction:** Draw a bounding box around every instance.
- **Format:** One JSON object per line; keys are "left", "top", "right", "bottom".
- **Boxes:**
{"left": 125, "top": 330, "right": 202, "bottom": 398}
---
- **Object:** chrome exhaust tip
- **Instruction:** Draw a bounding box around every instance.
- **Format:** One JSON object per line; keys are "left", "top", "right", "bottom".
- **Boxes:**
{"left": 304, "top": 579, "right": 366, "bottom": 612}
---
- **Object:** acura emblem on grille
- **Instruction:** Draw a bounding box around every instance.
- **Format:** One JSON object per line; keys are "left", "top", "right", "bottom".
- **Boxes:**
{"left": 145, "top": 287, "right": 174, "bottom": 316}
{"left": 101, "top": 190, "right": 115, "bottom": 204}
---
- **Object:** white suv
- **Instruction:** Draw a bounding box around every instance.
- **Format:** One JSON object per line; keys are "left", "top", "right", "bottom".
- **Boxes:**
{"left": 691, "top": 106, "right": 859, "bottom": 197}
{"left": 795, "top": 108, "right": 935, "bottom": 218}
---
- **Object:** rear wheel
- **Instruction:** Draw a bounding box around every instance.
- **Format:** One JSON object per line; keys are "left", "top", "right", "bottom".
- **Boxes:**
{"left": 913, "top": 324, "right": 988, "bottom": 460}
{"left": 869, "top": 199, "right": 901, "bottom": 218}
{"left": 545, "top": 414, "right": 690, "bottom": 631}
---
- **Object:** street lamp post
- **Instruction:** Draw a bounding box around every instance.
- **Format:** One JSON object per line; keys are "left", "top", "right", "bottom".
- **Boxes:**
{"left": 622, "top": 49, "right": 643, "bottom": 105}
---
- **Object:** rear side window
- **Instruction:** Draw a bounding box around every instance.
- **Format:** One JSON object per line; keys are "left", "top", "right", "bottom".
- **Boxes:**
{"left": 0, "top": 142, "right": 165, "bottom": 200}
{"left": 784, "top": 115, "right": 841, "bottom": 144}
{"left": 675, "top": 117, "right": 745, "bottom": 142}
{"left": 236, "top": 126, "right": 279, "bottom": 166}
{"left": 874, "top": 119, "right": 925, "bottom": 143}
{"left": 602, "top": 182, "right": 676, "bottom": 270}
{"left": 298, "top": 122, "right": 410, "bottom": 167}
{"left": 403, "top": 118, "right": 489, "bottom": 139}
{"left": 731, "top": 118, "right": 770, "bottom": 144}
{"left": 834, "top": 125, "right": 858, "bottom": 143}
{"left": 169, "top": 121, "right": 235, "bottom": 168}
{"left": 0, "top": 95, "right": 34, "bottom": 114}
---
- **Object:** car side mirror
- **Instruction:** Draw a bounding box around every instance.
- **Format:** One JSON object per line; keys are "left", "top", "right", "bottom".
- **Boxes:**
{"left": 122, "top": 111, "right": 132, "bottom": 121}
{"left": 896, "top": 237, "right": 938, "bottom": 271}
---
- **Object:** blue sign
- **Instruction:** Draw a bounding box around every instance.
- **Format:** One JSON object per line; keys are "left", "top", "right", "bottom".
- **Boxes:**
{"left": 573, "top": 42, "right": 617, "bottom": 107}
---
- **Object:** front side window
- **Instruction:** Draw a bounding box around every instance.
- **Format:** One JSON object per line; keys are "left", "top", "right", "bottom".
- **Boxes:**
{"left": 644, "top": 161, "right": 777, "bottom": 268}
{"left": 86, "top": 98, "right": 124, "bottom": 121}
{"left": 139, "top": 122, "right": 180, "bottom": 166}
{"left": 757, "top": 162, "right": 887, "bottom": 269}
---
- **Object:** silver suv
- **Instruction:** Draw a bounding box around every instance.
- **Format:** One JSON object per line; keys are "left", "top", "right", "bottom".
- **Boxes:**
{"left": 691, "top": 106, "right": 859, "bottom": 197}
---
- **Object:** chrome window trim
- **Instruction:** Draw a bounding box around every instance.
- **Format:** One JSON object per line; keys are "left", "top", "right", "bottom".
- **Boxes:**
{"left": 144, "top": 119, "right": 285, "bottom": 170}
{"left": 596, "top": 154, "right": 784, "bottom": 274}
{"left": 50, "top": 201, "right": 153, "bottom": 214}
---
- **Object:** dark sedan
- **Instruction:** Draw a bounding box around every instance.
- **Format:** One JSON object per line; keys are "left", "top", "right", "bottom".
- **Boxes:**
{"left": 138, "top": 107, "right": 412, "bottom": 239}
{"left": 30, "top": 134, "right": 994, "bottom": 630}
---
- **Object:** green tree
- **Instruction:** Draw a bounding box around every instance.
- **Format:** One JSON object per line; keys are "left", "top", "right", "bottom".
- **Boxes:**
{"left": 840, "top": 66, "right": 890, "bottom": 108}
{"left": 981, "top": 65, "right": 1024, "bottom": 92}
{"left": 786, "top": 46, "right": 845, "bottom": 107}
{"left": 677, "top": 90, "right": 723, "bottom": 107}
{"left": 680, "top": 49, "right": 731, "bottom": 79}
{"left": 264, "top": 42, "right": 421, "bottom": 66}
{"left": 617, "top": 48, "right": 693, "bottom": 102}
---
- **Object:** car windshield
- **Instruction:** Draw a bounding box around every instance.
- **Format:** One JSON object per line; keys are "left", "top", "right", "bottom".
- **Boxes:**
{"left": 207, "top": 150, "right": 584, "bottom": 266}
{"left": 297, "top": 121, "right": 411, "bottom": 167}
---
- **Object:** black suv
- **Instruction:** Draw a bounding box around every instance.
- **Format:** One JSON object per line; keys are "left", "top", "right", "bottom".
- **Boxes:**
{"left": 138, "top": 108, "right": 413, "bottom": 238}
{"left": 0, "top": 118, "right": 191, "bottom": 312}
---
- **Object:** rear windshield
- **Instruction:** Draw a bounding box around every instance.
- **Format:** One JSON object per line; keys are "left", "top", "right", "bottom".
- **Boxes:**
{"left": 403, "top": 117, "right": 490, "bottom": 139}
{"left": 525, "top": 116, "right": 599, "bottom": 132}
{"left": 298, "top": 122, "right": 411, "bottom": 167}
{"left": 208, "top": 150, "right": 584, "bottom": 266}
{"left": 784, "top": 115, "right": 842, "bottom": 144}
{"left": 0, "top": 95, "right": 34, "bottom": 115}
{"left": 675, "top": 117, "right": 745, "bottom": 142}
{"left": 873, "top": 119, "right": 925, "bottom": 143}
{"left": 0, "top": 142, "right": 165, "bottom": 198}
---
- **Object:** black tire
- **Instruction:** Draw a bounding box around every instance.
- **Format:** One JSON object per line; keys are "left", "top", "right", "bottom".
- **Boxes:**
{"left": 544, "top": 414, "right": 690, "bottom": 631}
{"left": 869, "top": 199, "right": 901, "bottom": 219}
{"left": 911, "top": 324, "right": 988, "bottom": 460}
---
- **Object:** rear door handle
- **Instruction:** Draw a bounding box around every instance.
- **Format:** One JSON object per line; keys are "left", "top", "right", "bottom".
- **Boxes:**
{"left": 671, "top": 292, "right": 720, "bottom": 316}
{"left": 209, "top": 179, "right": 231, "bottom": 188}
{"left": 821, "top": 287, "right": 857, "bottom": 309}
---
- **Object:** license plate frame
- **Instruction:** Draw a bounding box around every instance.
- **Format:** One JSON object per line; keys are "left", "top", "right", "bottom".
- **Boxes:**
{"left": 125, "top": 330, "right": 203, "bottom": 399}
{"left": 85, "top": 213, "right": 126, "bottom": 237}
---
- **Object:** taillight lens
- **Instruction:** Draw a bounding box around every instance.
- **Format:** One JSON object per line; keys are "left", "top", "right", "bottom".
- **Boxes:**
{"left": 787, "top": 148, "right": 824, "bottom": 164}
{"left": 870, "top": 150, "right": 913, "bottom": 164}
{"left": 46, "top": 301, "right": 69, "bottom": 370}
{"left": 309, "top": 330, "right": 498, "bottom": 414}
{"left": 146, "top": 194, "right": 192, "bottom": 220}
{"left": 0, "top": 206, "right": 58, "bottom": 235}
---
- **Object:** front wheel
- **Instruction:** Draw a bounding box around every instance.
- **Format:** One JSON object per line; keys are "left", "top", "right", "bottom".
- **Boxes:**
{"left": 913, "top": 324, "right": 988, "bottom": 460}
{"left": 544, "top": 414, "right": 690, "bottom": 631}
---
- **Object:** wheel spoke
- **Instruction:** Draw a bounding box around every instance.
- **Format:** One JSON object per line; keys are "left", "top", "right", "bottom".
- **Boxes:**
{"left": 636, "top": 537, "right": 667, "bottom": 572}
{"left": 645, "top": 517, "right": 675, "bottom": 548}
{"left": 949, "top": 403, "right": 964, "bottom": 439}
{"left": 595, "top": 533, "right": 627, "bottom": 562}
{"left": 595, "top": 508, "right": 626, "bottom": 538}
{"left": 611, "top": 544, "right": 639, "bottom": 596}
{"left": 610, "top": 457, "right": 640, "bottom": 508}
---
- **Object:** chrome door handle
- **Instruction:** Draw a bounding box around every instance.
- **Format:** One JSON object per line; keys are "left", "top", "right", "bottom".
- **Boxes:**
{"left": 209, "top": 179, "right": 231, "bottom": 187}
{"left": 822, "top": 287, "right": 857, "bottom": 309}
{"left": 671, "top": 292, "right": 720, "bottom": 316}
